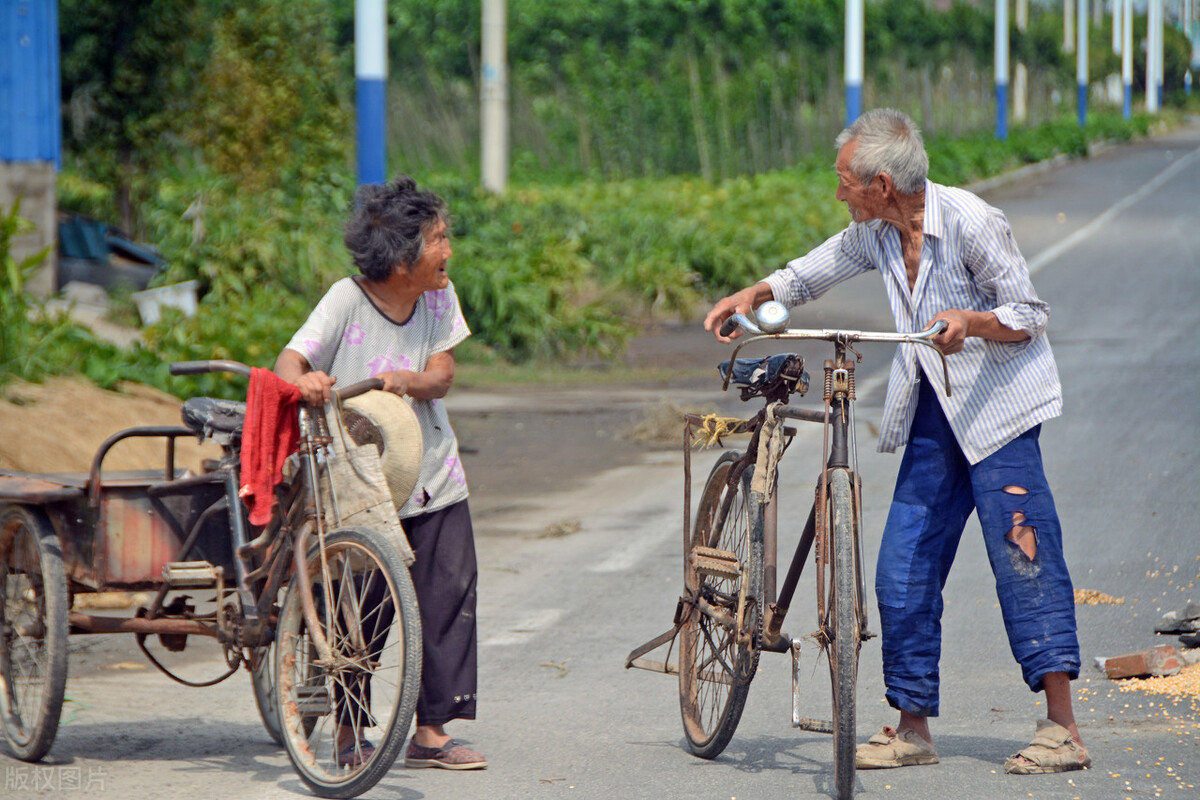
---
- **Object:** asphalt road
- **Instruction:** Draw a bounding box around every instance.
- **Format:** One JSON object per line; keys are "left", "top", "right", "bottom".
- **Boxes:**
{"left": 3, "top": 120, "right": 1199, "bottom": 800}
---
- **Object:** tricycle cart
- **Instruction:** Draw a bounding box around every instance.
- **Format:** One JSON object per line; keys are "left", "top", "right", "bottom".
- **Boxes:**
{"left": 0, "top": 361, "right": 423, "bottom": 798}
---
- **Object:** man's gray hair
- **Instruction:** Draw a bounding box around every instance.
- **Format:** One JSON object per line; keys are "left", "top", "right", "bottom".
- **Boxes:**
{"left": 834, "top": 108, "right": 929, "bottom": 194}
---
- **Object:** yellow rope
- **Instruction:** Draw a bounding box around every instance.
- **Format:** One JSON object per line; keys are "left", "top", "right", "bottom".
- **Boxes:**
{"left": 691, "top": 413, "right": 749, "bottom": 449}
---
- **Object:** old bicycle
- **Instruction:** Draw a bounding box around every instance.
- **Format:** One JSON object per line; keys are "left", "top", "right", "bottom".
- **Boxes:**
{"left": 0, "top": 360, "right": 422, "bottom": 798}
{"left": 626, "top": 303, "right": 949, "bottom": 799}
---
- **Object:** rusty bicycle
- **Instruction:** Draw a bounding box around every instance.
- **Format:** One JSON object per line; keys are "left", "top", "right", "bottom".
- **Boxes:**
{"left": 0, "top": 360, "right": 422, "bottom": 798}
{"left": 626, "top": 302, "right": 948, "bottom": 800}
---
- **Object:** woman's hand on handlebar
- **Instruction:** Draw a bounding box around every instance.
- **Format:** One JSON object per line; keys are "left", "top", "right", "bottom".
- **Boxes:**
{"left": 294, "top": 371, "right": 337, "bottom": 406}
{"left": 375, "top": 370, "right": 412, "bottom": 397}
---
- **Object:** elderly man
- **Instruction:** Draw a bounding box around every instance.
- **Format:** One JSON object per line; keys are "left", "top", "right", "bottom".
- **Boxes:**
{"left": 704, "top": 108, "right": 1088, "bottom": 775}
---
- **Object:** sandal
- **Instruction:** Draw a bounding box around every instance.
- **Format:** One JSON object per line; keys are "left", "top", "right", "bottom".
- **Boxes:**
{"left": 1004, "top": 720, "right": 1091, "bottom": 774}
{"left": 855, "top": 726, "right": 939, "bottom": 769}
{"left": 404, "top": 738, "right": 488, "bottom": 770}
{"left": 336, "top": 738, "right": 376, "bottom": 768}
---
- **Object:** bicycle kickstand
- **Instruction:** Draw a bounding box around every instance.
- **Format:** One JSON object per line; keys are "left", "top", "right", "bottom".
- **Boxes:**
{"left": 792, "top": 637, "right": 834, "bottom": 734}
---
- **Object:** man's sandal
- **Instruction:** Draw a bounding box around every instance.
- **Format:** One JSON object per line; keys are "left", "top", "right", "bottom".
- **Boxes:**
{"left": 1004, "top": 719, "right": 1092, "bottom": 775}
{"left": 855, "top": 726, "right": 939, "bottom": 769}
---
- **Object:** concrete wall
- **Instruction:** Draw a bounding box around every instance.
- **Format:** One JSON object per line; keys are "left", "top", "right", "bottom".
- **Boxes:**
{"left": 1, "top": 160, "right": 57, "bottom": 297}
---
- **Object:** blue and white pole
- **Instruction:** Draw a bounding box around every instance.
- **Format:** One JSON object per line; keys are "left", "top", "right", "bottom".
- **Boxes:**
{"left": 995, "top": 0, "right": 1009, "bottom": 140}
{"left": 1147, "top": 0, "right": 1159, "bottom": 113}
{"left": 1122, "top": 0, "right": 1133, "bottom": 118}
{"left": 1076, "top": 0, "right": 1088, "bottom": 127}
{"left": 355, "top": 0, "right": 387, "bottom": 187}
{"left": 844, "top": 0, "right": 863, "bottom": 127}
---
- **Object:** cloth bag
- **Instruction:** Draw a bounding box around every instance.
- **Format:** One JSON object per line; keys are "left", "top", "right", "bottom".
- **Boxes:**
{"left": 318, "top": 399, "right": 416, "bottom": 566}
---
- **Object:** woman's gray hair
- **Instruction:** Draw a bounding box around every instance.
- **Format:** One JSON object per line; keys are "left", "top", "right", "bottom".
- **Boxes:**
{"left": 834, "top": 108, "right": 929, "bottom": 194}
{"left": 344, "top": 174, "right": 447, "bottom": 281}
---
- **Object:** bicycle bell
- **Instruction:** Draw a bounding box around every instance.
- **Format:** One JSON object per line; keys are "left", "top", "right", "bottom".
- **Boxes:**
{"left": 755, "top": 301, "right": 790, "bottom": 334}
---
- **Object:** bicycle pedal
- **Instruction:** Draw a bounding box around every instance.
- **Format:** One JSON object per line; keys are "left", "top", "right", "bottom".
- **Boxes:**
{"left": 691, "top": 547, "right": 740, "bottom": 579}
{"left": 797, "top": 718, "right": 834, "bottom": 734}
{"left": 295, "top": 685, "right": 331, "bottom": 716}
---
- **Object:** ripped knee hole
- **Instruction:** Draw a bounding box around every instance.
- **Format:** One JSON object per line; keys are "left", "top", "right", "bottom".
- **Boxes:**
{"left": 1003, "top": 485, "right": 1036, "bottom": 560}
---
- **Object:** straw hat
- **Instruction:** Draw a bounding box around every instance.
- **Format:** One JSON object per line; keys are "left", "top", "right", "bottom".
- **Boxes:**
{"left": 341, "top": 390, "right": 424, "bottom": 509}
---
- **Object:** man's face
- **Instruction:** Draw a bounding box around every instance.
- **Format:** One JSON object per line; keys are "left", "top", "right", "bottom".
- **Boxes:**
{"left": 410, "top": 217, "right": 452, "bottom": 291}
{"left": 835, "top": 140, "right": 883, "bottom": 223}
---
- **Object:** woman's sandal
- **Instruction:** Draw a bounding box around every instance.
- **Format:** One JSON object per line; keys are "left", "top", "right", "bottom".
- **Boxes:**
{"left": 1004, "top": 719, "right": 1092, "bottom": 775}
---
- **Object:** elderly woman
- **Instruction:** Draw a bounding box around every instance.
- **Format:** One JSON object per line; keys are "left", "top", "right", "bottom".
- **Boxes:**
{"left": 274, "top": 175, "right": 486, "bottom": 770}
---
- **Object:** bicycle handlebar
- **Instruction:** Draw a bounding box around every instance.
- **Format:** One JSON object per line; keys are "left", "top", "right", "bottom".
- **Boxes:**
{"left": 169, "top": 360, "right": 253, "bottom": 377}
{"left": 169, "top": 361, "right": 384, "bottom": 403}
{"left": 723, "top": 318, "right": 952, "bottom": 396}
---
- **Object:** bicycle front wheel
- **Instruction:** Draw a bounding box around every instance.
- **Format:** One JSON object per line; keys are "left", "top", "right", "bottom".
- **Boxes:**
{"left": 275, "top": 526, "right": 422, "bottom": 799}
{"left": 679, "top": 451, "right": 763, "bottom": 759}
{"left": 0, "top": 505, "right": 68, "bottom": 762}
{"left": 826, "top": 469, "right": 862, "bottom": 800}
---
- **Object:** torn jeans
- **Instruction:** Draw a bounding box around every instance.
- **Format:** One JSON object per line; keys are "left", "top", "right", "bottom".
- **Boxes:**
{"left": 875, "top": 375, "right": 1080, "bottom": 717}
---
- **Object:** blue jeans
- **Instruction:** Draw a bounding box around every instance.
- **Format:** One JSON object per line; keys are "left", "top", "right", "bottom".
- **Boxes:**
{"left": 875, "top": 376, "right": 1080, "bottom": 717}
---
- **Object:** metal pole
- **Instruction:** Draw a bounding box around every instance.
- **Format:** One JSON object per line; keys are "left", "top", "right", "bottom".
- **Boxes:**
{"left": 1148, "top": 0, "right": 1160, "bottom": 112}
{"left": 845, "top": 0, "right": 864, "bottom": 127}
{"left": 1065, "top": 0, "right": 1075, "bottom": 53}
{"left": 481, "top": 0, "right": 509, "bottom": 194}
{"left": 1156, "top": 0, "right": 1164, "bottom": 108}
{"left": 1077, "top": 0, "right": 1088, "bottom": 126}
{"left": 1123, "top": 0, "right": 1134, "bottom": 117}
{"left": 1113, "top": 0, "right": 1123, "bottom": 54}
{"left": 355, "top": 0, "right": 387, "bottom": 186}
{"left": 996, "top": 0, "right": 1009, "bottom": 139}
{"left": 1015, "top": 0, "right": 1028, "bottom": 123}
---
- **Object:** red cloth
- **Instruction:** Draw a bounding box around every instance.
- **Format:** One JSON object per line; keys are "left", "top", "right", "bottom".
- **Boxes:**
{"left": 239, "top": 367, "right": 303, "bottom": 526}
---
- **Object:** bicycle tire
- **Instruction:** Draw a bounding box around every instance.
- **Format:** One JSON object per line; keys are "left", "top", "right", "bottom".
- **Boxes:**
{"left": 250, "top": 640, "right": 283, "bottom": 745}
{"left": 0, "top": 505, "right": 68, "bottom": 762}
{"left": 826, "top": 469, "right": 862, "bottom": 800}
{"left": 275, "top": 526, "right": 422, "bottom": 798}
{"left": 679, "top": 451, "right": 763, "bottom": 759}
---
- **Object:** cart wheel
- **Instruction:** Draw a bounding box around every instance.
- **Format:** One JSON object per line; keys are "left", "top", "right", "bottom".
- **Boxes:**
{"left": 275, "top": 526, "right": 421, "bottom": 799}
{"left": 0, "top": 505, "right": 69, "bottom": 761}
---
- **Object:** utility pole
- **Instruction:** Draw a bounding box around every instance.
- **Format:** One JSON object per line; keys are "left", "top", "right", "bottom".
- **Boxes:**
{"left": 996, "top": 0, "right": 1010, "bottom": 139}
{"left": 480, "top": 0, "right": 508, "bottom": 194}
{"left": 1123, "top": 0, "right": 1133, "bottom": 117}
{"left": 1065, "top": 0, "right": 1075, "bottom": 53}
{"left": 1113, "top": 0, "right": 1122, "bottom": 55}
{"left": 1148, "top": 0, "right": 1160, "bottom": 112}
{"left": 1077, "top": 0, "right": 1088, "bottom": 126}
{"left": 1014, "top": 0, "right": 1028, "bottom": 123}
{"left": 355, "top": 0, "right": 387, "bottom": 186}
{"left": 0, "top": 0, "right": 60, "bottom": 297}
{"left": 845, "top": 0, "right": 864, "bottom": 127}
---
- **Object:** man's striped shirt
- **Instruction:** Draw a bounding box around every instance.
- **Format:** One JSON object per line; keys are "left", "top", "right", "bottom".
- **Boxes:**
{"left": 764, "top": 180, "right": 1061, "bottom": 464}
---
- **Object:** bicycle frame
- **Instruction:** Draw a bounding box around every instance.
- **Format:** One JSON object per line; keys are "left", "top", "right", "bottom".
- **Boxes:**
{"left": 718, "top": 324, "right": 949, "bottom": 649}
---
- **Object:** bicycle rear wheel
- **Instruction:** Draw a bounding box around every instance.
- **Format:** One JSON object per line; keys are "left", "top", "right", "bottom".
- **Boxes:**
{"left": 679, "top": 451, "right": 763, "bottom": 759}
{"left": 0, "top": 505, "right": 68, "bottom": 762}
{"left": 275, "top": 526, "right": 422, "bottom": 798}
{"left": 825, "top": 469, "right": 862, "bottom": 800}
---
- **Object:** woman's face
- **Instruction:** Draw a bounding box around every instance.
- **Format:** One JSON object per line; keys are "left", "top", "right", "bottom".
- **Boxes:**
{"left": 407, "top": 217, "right": 452, "bottom": 292}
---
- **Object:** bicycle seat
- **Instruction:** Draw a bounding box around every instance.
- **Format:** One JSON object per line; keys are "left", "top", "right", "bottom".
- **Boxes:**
{"left": 718, "top": 353, "right": 808, "bottom": 402}
{"left": 181, "top": 397, "right": 246, "bottom": 446}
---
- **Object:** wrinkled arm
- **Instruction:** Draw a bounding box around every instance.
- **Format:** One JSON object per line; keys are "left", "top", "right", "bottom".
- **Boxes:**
{"left": 376, "top": 349, "right": 456, "bottom": 400}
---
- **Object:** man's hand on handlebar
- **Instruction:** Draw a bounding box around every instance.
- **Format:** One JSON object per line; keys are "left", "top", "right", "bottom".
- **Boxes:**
{"left": 704, "top": 283, "right": 773, "bottom": 343}
{"left": 927, "top": 310, "right": 970, "bottom": 355}
{"left": 294, "top": 371, "right": 337, "bottom": 407}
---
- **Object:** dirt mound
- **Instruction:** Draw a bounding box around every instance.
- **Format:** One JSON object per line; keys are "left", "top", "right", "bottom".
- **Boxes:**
{"left": 0, "top": 377, "right": 219, "bottom": 475}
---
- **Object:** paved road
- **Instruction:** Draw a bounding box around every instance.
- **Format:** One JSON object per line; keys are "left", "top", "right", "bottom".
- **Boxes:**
{"left": 4, "top": 122, "right": 1198, "bottom": 799}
